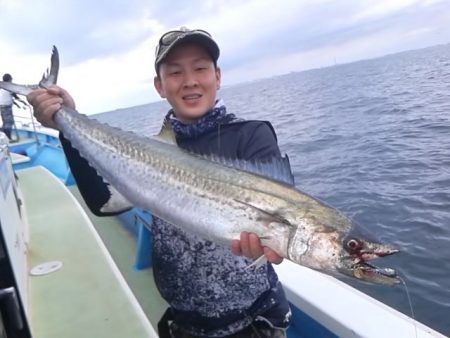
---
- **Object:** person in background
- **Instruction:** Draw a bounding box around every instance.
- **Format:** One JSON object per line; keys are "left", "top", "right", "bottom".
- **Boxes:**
{"left": 0, "top": 73, "right": 27, "bottom": 141}
{"left": 26, "top": 28, "right": 292, "bottom": 338}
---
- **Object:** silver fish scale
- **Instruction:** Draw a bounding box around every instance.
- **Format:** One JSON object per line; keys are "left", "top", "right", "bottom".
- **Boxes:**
{"left": 54, "top": 105, "right": 363, "bottom": 277}
{"left": 64, "top": 107, "right": 341, "bottom": 240}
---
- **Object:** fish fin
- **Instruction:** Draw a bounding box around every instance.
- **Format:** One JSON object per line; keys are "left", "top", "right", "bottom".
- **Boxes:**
{"left": 245, "top": 255, "right": 268, "bottom": 269}
{"left": 0, "top": 46, "right": 59, "bottom": 96}
{"left": 39, "top": 46, "right": 59, "bottom": 87}
{"left": 234, "top": 198, "right": 293, "bottom": 228}
{"left": 153, "top": 117, "right": 177, "bottom": 145}
{"left": 0, "top": 82, "right": 38, "bottom": 96}
{"left": 207, "top": 154, "right": 295, "bottom": 186}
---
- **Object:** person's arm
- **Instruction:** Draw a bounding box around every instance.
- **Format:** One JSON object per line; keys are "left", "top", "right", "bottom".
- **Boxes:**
{"left": 231, "top": 121, "right": 286, "bottom": 264}
{"left": 12, "top": 93, "right": 28, "bottom": 108}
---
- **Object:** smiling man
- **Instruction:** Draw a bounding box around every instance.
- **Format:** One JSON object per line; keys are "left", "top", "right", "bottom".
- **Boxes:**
{"left": 27, "top": 28, "right": 292, "bottom": 338}
{"left": 150, "top": 28, "right": 291, "bottom": 338}
{"left": 154, "top": 40, "right": 220, "bottom": 121}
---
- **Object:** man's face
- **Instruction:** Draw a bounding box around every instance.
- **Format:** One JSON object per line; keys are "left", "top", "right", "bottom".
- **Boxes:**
{"left": 154, "top": 43, "right": 221, "bottom": 122}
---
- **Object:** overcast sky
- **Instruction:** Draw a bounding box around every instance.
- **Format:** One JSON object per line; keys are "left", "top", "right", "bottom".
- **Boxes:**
{"left": 0, "top": 0, "right": 449, "bottom": 114}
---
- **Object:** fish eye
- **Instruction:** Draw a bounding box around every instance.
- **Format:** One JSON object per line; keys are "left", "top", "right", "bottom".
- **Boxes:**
{"left": 345, "top": 238, "right": 362, "bottom": 252}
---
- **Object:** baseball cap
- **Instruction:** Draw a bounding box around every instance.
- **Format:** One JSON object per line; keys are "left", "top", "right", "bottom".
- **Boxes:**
{"left": 155, "top": 27, "right": 220, "bottom": 73}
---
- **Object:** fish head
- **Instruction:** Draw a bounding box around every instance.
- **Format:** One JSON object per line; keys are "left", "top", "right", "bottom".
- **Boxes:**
{"left": 286, "top": 208, "right": 400, "bottom": 285}
{"left": 336, "top": 235, "right": 400, "bottom": 285}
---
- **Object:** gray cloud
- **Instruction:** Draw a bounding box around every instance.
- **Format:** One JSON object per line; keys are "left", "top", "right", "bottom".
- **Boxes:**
{"left": 0, "top": 0, "right": 160, "bottom": 64}
{"left": 3, "top": 0, "right": 448, "bottom": 70}
{"left": 1, "top": 0, "right": 449, "bottom": 113}
{"left": 217, "top": 1, "right": 450, "bottom": 72}
{"left": 0, "top": 0, "right": 240, "bottom": 66}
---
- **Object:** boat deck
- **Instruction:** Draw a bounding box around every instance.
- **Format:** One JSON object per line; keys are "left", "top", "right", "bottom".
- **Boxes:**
{"left": 67, "top": 185, "right": 168, "bottom": 328}
{"left": 18, "top": 166, "right": 160, "bottom": 338}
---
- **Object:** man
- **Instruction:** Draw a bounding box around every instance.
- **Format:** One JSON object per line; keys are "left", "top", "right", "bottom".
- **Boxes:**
{"left": 27, "top": 28, "right": 291, "bottom": 337}
{"left": 0, "top": 73, "right": 26, "bottom": 140}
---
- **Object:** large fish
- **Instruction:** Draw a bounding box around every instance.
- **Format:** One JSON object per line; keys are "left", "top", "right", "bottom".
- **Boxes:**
{"left": 1, "top": 47, "right": 400, "bottom": 285}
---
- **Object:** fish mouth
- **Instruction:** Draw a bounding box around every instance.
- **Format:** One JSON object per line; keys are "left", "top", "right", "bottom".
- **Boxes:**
{"left": 351, "top": 260, "right": 401, "bottom": 285}
{"left": 340, "top": 239, "right": 400, "bottom": 285}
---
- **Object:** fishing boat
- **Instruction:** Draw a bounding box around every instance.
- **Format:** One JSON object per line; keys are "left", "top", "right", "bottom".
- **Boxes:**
{"left": 0, "top": 112, "right": 446, "bottom": 338}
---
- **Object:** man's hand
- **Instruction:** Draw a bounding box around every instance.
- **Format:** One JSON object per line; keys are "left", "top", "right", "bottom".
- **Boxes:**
{"left": 27, "top": 85, "right": 76, "bottom": 130}
{"left": 231, "top": 231, "right": 283, "bottom": 264}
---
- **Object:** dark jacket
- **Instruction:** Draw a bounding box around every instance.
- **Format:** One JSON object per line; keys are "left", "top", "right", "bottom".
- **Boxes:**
{"left": 60, "top": 118, "right": 291, "bottom": 337}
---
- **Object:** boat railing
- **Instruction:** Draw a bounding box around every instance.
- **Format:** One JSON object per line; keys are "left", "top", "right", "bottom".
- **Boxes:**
{"left": 13, "top": 105, "right": 47, "bottom": 145}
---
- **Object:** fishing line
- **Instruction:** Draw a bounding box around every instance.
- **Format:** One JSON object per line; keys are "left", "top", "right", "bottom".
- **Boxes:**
{"left": 398, "top": 273, "right": 418, "bottom": 338}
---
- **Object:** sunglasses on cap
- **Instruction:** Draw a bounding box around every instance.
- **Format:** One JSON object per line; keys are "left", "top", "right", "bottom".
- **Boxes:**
{"left": 155, "top": 28, "right": 213, "bottom": 58}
